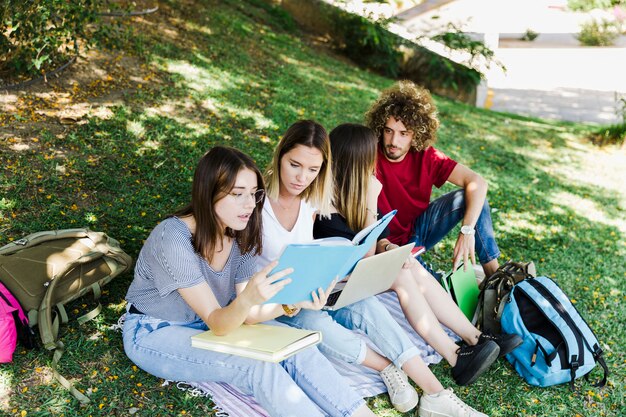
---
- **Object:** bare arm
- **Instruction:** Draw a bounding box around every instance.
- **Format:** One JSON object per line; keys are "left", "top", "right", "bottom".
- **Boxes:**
{"left": 363, "top": 175, "right": 383, "bottom": 258}
{"left": 179, "top": 261, "right": 292, "bottom": 335}
{"left": 235, "top": 280, "right": 285, "bottom": 324}
{"left": 240, "top": 277, "right": 338, "bottom": 323}
{"left": 446, "top": 163, "right": 488, "bottom": 270}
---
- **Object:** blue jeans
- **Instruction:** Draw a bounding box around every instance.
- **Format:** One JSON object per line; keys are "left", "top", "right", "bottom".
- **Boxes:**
{"left": 123, "top": 312, "right": 364, "bottom": 417}
{"left": 412, "top": 189, "right": 500, "bottom": 266}
{"left": 277, "top": 297, "right": 419, "bottom": 369}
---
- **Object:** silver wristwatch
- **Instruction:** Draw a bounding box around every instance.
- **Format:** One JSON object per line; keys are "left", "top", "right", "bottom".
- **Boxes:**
{"left": 460, "top": 225, "right": 475, "bottom": 236}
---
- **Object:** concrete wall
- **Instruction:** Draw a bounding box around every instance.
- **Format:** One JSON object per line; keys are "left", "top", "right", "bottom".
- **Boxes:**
{"left": 275, "top": 0, "right": 478, "bottom": 105}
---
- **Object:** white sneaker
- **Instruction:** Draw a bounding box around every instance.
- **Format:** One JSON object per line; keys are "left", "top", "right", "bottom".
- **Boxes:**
{"left": 418, "top": 388, "right": 488, "bottom": 417}
{"left": 380, "top": 363, "right": 419, "bottom": 412}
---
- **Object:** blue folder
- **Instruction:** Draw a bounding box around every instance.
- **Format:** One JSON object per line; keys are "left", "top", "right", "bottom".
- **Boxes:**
{"left": 265, "top": 210, "right": 397, "bottom": 304}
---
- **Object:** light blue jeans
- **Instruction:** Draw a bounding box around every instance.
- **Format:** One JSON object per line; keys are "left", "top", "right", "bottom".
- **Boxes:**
{"left": 122, "top": 311, "right": 364, "bottom": 417}
{"left": 277, "top": 297, "right": 419, "bottom": 369}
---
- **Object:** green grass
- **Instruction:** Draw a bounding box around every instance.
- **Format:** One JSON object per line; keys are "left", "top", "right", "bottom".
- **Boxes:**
{"left": 1, "top": 0, "right": 625, "bottom": 416}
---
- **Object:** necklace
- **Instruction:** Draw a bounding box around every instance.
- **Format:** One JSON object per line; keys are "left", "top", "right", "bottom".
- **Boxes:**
{"left": 275, "top": 195, "right": 299, "bottom": 210}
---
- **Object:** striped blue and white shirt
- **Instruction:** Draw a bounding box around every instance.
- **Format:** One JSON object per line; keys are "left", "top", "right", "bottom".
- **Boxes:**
{"left": 126, "top": 217, "right": 256, "bottom": 322}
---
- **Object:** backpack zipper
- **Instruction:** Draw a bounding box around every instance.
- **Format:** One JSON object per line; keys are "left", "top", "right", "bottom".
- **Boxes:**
{"left": 514, "top": 284, "right": 570, "bottom": 369}
{"left": 526, "top": 278, "right": 585, "bottom": 372}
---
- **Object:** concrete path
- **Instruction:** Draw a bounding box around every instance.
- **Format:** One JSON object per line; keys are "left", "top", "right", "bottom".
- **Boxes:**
{"left": 394, "top": 0, "right": 626, "bottom": 125}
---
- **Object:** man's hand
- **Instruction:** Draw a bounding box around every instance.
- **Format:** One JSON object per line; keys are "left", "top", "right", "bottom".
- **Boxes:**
{"left": 453, "top": 233, "right": 476, "bottom": 271}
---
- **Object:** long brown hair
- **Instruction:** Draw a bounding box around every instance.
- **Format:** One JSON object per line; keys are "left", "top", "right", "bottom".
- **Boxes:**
{"left": 265, "top": 120, "right": 334, "bottom": 216}
{"left": 172, "top": 146, "right": 264, "bottom": 261}
{"left": 328, "top": 124, "right": 377, "bottom": 232}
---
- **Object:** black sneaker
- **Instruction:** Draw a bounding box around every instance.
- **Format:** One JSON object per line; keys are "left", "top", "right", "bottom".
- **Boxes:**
{"left": 478, "top": 331, "right": 523, "bottom": 358}
{"left": 451, "top": 340, "right": 500, "bottom": 386}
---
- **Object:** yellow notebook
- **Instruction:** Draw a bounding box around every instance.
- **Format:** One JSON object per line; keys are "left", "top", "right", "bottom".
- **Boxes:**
{"left": 191, "top": 324, "right": 322, "bottom": 363}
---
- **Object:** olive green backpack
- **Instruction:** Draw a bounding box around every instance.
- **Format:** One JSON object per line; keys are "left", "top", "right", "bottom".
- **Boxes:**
{"left": 0, "top": 228, "right": 132, "bottom": 403}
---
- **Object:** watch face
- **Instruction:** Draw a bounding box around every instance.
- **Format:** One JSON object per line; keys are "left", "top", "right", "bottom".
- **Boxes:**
{"left": 461, "top": 226, "right": 474, "bottom": 235}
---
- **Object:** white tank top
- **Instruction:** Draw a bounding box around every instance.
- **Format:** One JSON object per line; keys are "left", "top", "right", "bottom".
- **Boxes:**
{"left": 256, "top": 199, "right": 317, "bottom": 271}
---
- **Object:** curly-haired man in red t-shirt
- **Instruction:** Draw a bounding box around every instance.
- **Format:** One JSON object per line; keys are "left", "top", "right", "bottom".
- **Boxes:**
{"left": 366, "top": 80, "right": 500, "bottom": 278}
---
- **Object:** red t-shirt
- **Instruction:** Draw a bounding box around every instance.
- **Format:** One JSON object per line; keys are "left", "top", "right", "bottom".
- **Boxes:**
{"left": 376, "top": 145, "right": 457, "bottom": 245}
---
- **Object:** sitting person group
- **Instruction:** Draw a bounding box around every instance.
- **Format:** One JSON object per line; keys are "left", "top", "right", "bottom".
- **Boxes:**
{"left": 122, "top": 81, "right": 522, "bottom": 417}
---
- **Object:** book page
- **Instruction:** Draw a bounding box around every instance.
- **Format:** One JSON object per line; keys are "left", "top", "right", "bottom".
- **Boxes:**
{"left": 265, "top": 210, "right": 397, "bottom": 304}
{"left": 351, "top": 210, "right": 396, "bottom": 245}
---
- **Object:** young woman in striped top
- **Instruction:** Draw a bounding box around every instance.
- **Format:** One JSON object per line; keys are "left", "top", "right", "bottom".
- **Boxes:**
{"left": 123, "top": 146, "right": 376, "bottom": 417}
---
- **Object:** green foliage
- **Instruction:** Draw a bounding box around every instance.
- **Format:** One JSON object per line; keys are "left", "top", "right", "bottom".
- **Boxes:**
{"left": 589, "top": 122, "right": 626, "bottom": 146}
{"left": 0, "top": 0, "right": 99, "bottom": 77}
{"left": 520, "top": 29, "right": 539, "bottom": 41}
{"left": 404, "top": 46, "right": 482, "bottom": 92}
{"left": 425, "top": 25, "right": 501, "bottom": 91}
{"left": 333, "top": 11, "right": 403, "bottom": 77}
{"left": 589, "top": 96, "right": 626, "bottom": 146}
{"left": 431, "top": 28, "right": 495, "bottom": 67}
{"left": 243, "top": 0, "right": 297, "bottom": 32}
{"left": 568, "top": 0, "right": 625, "bottom": 11}
{"left": 331, "top": 12, "right": 498, "bottom": 91}
{"left": 577, "top": 19, "right": 621, "bottom": 46}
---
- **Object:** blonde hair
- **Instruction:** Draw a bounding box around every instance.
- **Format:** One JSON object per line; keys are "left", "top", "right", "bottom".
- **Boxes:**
{"left": 265, "top": 120, "right": 333, "bottom": 216}
{"left": 328, "top": 124, "right": 377, "bottom": 232}
{"left": 365, "top": 80, "right": 439, "bottom": 152}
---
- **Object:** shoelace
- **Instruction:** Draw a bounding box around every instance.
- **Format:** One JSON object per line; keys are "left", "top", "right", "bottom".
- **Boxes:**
{"left": 381, "top": 366, "right": 409, "bottom": 392}
{"left": 456, "top": 343, "right": 475, "bottom": 356}
{"left": 479, "top": 333, "right": 497, "bottom": 344}
{"left": 445, "top": 390, "right": 480, "bottom": 415}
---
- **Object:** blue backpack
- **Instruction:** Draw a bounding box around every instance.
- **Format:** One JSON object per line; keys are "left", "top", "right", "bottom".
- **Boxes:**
{"left": 500, "top": 276, "right": 608, "bottom": 390}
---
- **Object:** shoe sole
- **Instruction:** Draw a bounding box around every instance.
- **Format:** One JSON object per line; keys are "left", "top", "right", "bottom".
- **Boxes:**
{"left": 454, "top": 341, "right": 500, "bottom": 386}
{"left": 392, "top": 395, "right": 419, "bottom": 413}
{"left": 497, "top": 335, "right": 523, "bottom": 358}
{"left": 418, "top": 406, "right": 484, "bottom": 417}
{"left": 418, "top": 408, "right": 451, "bottom": 417}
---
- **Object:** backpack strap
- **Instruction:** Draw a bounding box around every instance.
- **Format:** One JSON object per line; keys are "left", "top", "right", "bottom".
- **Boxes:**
{"left": 38, "top": 251, "right": 106, "bottom": 405}
{"left": 39, "top": 250, "right": 106, "bottom": 349}
{"left": 525, "top": 278, "right": 594, "bottom": 391}
{"left": 583, "top": 344, "right": 609, "bottom": 388}
{"left": 569, "top": 355, "right": 579, "bottom": 391}
{"left": 50, "top": 340, "right": 90, "bottom": 404}
{"left": 518, "top": 279, "right": 582, "bottom": 388}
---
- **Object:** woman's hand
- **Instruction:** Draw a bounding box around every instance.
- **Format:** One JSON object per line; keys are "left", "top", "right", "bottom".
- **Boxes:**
{"left": 240, "top": 261, "right": 293, "bottom": 307}
{"left": 295, "top": 278, "right": 338, "bottom": 311}
{"left": 402, "top": 254, "right": 418, "bottom": 269}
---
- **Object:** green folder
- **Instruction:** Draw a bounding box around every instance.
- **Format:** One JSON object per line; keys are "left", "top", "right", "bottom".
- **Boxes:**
{"left": 441, "top": 264, "right": 480, "bottom": 321}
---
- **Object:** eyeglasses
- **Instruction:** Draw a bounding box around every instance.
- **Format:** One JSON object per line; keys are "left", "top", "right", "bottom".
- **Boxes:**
{"left": 228, "top": 189, "right": 265, "bottom": 205}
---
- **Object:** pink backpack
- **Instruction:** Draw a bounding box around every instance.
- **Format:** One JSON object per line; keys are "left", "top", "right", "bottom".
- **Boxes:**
{"left": 0, "top": 281, "right": 35, "bottom": 362}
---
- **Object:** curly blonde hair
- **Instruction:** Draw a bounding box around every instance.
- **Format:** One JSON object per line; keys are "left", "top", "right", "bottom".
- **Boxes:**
{"left": 365, "top": 81, "right": 439, "bottom": 152}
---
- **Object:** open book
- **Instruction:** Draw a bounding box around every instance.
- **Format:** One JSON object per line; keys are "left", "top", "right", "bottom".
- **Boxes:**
{"left": 191, "top": 323, "right": 321, "bottom": 363}
{"left": 265, "top": 210, "right": 397, "bottom": 304}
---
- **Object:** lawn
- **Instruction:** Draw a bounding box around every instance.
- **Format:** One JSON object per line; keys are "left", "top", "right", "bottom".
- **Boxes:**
{"left": 1, "top": 0, "right": 625, "bottom": 416}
